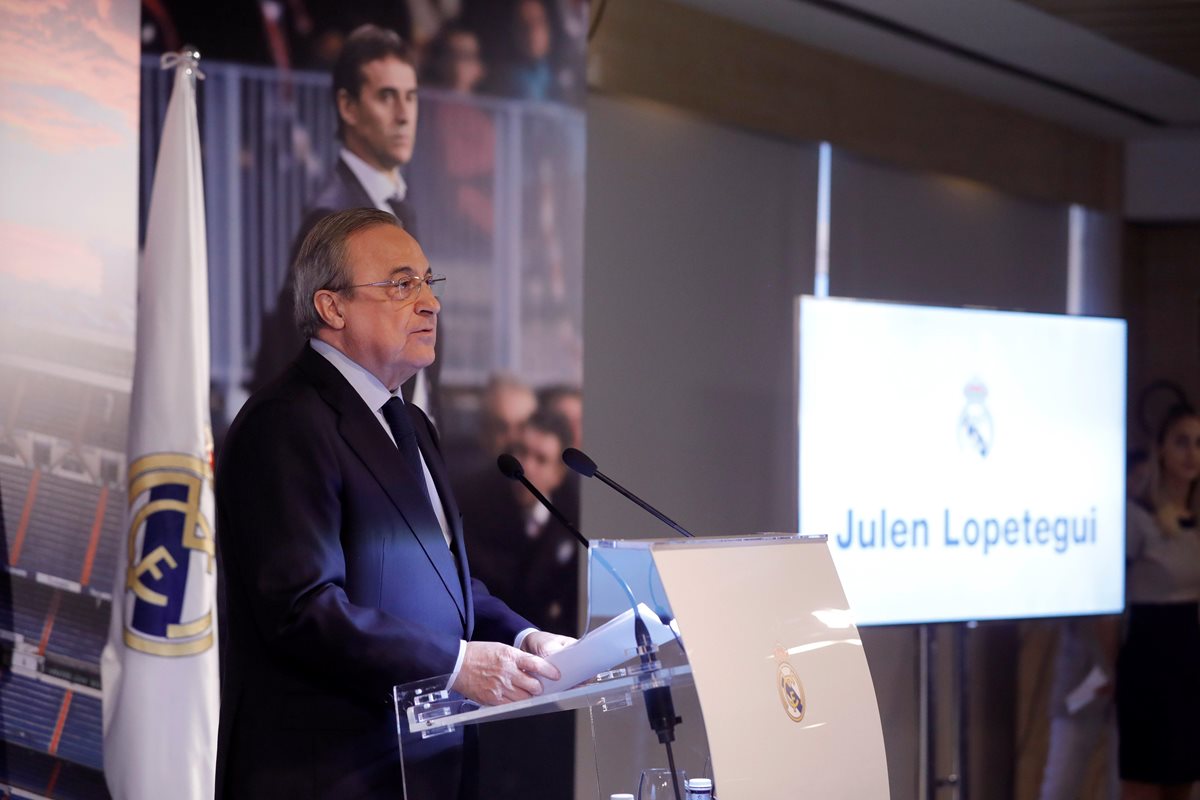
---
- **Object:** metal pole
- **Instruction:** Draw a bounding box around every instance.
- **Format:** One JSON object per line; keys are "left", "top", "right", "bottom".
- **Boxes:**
{"left": 957, "top": 622, "right": 971, "bottom": 800}
{"left": 920, "top": 623, "right": 936, "bottom": 800}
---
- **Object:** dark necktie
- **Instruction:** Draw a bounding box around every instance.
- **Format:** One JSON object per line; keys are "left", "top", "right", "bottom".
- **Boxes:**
{"left": 381, "top": 396, "right": 432, "bottom": 508}
{"left": 385, "top": 195, "right": 417, "bottom": 233}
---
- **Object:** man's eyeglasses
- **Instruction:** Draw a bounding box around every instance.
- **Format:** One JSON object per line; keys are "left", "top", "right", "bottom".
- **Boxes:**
{"left": 339, "top": 273, "right": 445, "bottom": 303}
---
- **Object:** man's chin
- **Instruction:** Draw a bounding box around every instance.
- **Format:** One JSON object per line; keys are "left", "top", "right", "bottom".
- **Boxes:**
{"left": 413, "top": 350, "right": 436, "bottom": 371}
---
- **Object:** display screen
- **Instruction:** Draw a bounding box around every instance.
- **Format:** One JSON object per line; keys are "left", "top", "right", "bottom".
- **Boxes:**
{"left": 798, "top": 296, "right": 1126, "bottom": 626}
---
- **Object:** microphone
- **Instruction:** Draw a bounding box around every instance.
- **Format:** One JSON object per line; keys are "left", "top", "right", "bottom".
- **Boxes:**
{"left": 561, "top": 448, "right": 695, "bottom": 538}
{"left": 497, "top": 453, "right": 651, "bottom": 651}
{"left": 498, "top": 455, "right": 682, "bottom": 748}
{"left": 497, "top": 453, "right": 588, "bottom": 550}
{"left": 554, "top": 449, "right": 688, "bottom": 754}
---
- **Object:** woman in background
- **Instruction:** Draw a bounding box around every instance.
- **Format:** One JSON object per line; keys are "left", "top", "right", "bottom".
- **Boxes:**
{"left": 1118, "top": 404, "right": 1200, "bottom": 800}
{"left": 416, "top": 21, "right": 496, "bottom": 256}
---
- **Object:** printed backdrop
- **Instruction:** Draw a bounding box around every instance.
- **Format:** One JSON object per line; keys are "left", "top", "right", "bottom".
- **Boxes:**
{"left": 0, "top": 1, "right": 586, "bottom": 797}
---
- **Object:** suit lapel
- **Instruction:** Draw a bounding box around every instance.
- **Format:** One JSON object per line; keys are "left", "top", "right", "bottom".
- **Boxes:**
{"left": 298, "top": 347, "right": 466, "bottom": 623}
{"left": 335, "top": 158, "right": 377, "bottom": 210}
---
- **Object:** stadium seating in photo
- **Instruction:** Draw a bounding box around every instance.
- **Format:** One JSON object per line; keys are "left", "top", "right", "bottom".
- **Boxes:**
{"left": 3, "top": 367, "right": 129, "bottom": 456}
{"left": 0, "top": 462, "right": 33, "bottom": 555}
{"left": 0, "top": 580, "right": 52, "bottom": 645}
{"left": 79, "top": 388, "right": 129, "bottom": 454}
{"left": 18, "top": 474, "right": 106, "bottom": 583}
{"left": 0, "top": 674, "right": 61, "bottom": 754}
{"left": 0, "top": 675, "right": 102, "bottom": 772}
{"left": 54, "top": 692, "right": 102, "bottom": 770}
{"left": 0, "top": 740, "right": 55, "bottom": 794}
{"left": 85, "top": 494, "right": 123, "bottom": 596}
{"left": 11, "top": 376, "right": 82, "bottom": 447}
{"left": 46, "top": 756, "right": 111, "bottom": 799}
{"left": 0, "top": 580, "right": 108, "bottom": 665}
{"left": 0, "top": 738, "right": 109, "bottom": 799}
{"left": 1, "top": 464, "right": 119, "bottom": 596}
{"left": 46, "top": 592, "right": 108, "bottom": 665}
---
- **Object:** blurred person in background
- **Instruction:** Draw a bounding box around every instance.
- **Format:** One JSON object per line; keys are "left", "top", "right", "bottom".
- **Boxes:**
{"left": 460, "top": 410, "right": 577, "bottom": 632}
{"left": 479, "top": 373, "right": 537, "bottom": 459}
{"left": 455, "top": 406, "right": 579, "bottom": 800}
{"left": 309, "top": 24, "right": 420, "bottom": 234}
{"left": 1117, "top": 406, "right": 1200, "bottom": 800}
{"left": 446, "top": 373, "right": 536, "bottom": 486}
{"left": 506, "top": 410, "right": 578, "bottom": 631}
{"left": 1126, "top": 447, "right": 1151, "bottom": 502}
{"left": 539, "top": 384, "right": 581, "bottom": 450}
{"left": 407, "top": 0, "right": 465, "bottom": 47}
{"left": 423, "top": 20, "right": 487, "bottom": 93}
{"left": 484, "top": 0, "right": 578, "bottom": 102}
{"left": 140, "top": 0, "right": 417, "bottom": 71}
{"left": 418, "top": 21, "right": 497, "bottom": 254}
{"left": 252, "top": 24, "right": 442, "bottom": 421}
{"left": 1034, "top": 450, "right": 1150, "bottom": 798}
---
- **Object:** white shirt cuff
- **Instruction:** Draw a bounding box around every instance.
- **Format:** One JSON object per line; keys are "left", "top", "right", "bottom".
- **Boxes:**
{"left": 513, "top": 627, "right": 539, "bottom": 651}
{"left": 445, "top": 640, "right": 468, "bottom": 692}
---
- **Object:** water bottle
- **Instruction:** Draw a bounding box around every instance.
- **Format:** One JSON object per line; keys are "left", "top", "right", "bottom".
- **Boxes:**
{"left": 684, "top": 778, "right": 714, "bottom": 799}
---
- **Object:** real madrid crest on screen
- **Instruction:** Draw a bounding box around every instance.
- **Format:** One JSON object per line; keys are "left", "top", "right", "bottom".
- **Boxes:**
{"left": 957, "top": 379, "right": 993, "bottom": 459}
{"left": 773, "top": 646, "right": 806, "bottom": 723}
{"left": 122, "top": 446, "right": 216, "bottom": 657}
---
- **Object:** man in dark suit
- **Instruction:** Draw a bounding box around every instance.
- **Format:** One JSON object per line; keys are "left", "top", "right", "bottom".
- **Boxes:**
{"left": 216, "top": 208, "right": 572, "bottom": 799}
{"left": 461, "top": 409, "right": 579, "bottom": 634}
{"left": 251, "top": 25, "right": 439, "bottom": 419}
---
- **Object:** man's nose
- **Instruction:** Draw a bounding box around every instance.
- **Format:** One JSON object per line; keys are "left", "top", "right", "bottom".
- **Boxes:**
{"left": 414, "top": 285, "right": 440, "bottom": 314}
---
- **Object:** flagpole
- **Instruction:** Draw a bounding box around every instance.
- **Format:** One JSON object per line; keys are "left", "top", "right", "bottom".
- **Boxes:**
{"left": 100, "top": 47, "right": 219, "bottom": 800}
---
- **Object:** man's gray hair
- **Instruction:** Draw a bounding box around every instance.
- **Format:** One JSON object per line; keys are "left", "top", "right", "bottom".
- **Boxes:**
{"left": 292, "top": 208, "right": 400, "bottom": 339}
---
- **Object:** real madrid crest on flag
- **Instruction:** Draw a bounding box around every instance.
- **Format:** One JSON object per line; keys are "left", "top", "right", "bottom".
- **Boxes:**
{"left": 122, "top": 445, "right": 216, "bottom": 657}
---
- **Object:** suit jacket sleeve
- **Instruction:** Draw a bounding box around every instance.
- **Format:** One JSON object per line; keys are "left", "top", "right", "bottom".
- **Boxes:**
{"left": 470, "top": 578, "right": 535, "bottom": 645}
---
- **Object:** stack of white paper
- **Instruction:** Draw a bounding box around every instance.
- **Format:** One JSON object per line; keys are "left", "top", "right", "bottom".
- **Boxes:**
{"left": 540, "top": 604, "right": 676, "bottom": 692}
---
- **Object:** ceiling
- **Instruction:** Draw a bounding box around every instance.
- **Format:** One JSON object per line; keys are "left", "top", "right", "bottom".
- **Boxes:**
{"left": 668, "top": 0, "right": 1200, "bottom": 140}
{"left": 1019, "top": 0, "right": 1200, "bottom": 81}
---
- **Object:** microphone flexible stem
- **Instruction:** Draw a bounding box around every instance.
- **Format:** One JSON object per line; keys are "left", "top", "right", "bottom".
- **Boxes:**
{"left": 554, "top": 451, "right": 686, "bottom": 763}
{"left": 516, "top": 474, "right": 587, "bottom": 548}
{"left": 513, "top": 474, "right": 644, "bottom": 638}
{"left": 593, "top": 471, "right": 694, "bottom": 538}
{"left": 664, "top": 739, "right": 684, "bottom": 800}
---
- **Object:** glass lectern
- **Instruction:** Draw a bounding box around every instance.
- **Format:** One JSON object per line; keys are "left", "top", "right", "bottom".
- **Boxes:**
{"left": 394, "top": 535, "right": 890, "bottom": 799}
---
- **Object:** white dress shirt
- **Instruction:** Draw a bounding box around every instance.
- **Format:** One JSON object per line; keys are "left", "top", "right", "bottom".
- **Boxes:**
{"left": 340, "top": 146, "right": 407, "bottom": 211}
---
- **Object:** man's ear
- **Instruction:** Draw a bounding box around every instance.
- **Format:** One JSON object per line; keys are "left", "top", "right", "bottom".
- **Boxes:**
{"left": 314, "top": 289, "right": 346, "bottom": 331}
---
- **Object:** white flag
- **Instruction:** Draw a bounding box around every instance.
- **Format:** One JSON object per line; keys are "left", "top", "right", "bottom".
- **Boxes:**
{"left": 101, "top": 50, "right": 218, "bottom": 800}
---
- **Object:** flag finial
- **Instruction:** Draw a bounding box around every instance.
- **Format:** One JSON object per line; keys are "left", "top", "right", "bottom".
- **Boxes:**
{"left": 160, "top": 46, "right": 204, "bottom": 81}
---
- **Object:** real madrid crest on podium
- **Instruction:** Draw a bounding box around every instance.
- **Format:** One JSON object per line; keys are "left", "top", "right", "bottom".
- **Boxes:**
{"left": 958, "top": 379, "right": 993, "bottom": 459}
{"left": 122, "top": 432, "right": 217, "bottom": 657}
{"left": 773, "top": 645, "right": 806, "bottom": 723}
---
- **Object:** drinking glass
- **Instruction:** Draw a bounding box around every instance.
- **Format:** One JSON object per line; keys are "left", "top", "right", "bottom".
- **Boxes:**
{"left": 638, "top": 767, "right": 687, "bottom": 800}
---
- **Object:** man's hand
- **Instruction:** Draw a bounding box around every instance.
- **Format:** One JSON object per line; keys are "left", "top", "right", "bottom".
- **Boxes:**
{"left": 520, "top": 630, "right": 576, "bottom": 659}
{"left": 451, "top": 641, "right": 562, "bottom": 706}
